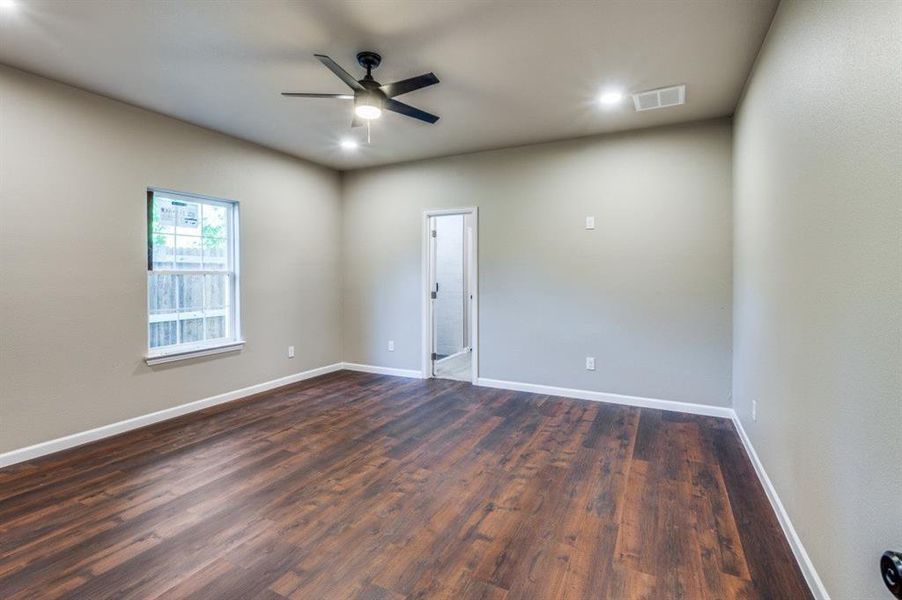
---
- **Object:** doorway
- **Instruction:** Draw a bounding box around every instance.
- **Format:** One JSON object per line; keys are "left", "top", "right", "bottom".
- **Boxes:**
{"left": 422, "top": 208, "right": 478, "bottom": 382}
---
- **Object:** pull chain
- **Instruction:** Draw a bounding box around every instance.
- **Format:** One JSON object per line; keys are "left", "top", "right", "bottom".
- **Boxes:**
{"left": 366, "top": 120, "right": 371, "bottom": 144}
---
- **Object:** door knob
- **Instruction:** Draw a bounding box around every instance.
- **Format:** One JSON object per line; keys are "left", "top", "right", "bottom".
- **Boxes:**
{"left": 882, "top": 551, "right": 902, "bottom": 598}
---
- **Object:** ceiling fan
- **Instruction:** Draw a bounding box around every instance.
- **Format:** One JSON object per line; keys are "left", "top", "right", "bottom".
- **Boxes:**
{"left": 282, "top": 51, "right": 440, "bottom": 126}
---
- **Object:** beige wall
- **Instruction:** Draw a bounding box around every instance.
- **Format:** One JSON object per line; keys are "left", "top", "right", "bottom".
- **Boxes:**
{"left": 342, "top": 119, "right": 733, "bottom": 406}
{"left": 732, "top": 1, "right": 902, "bottom": 598}
{"left": 0, "top": 66, "right": 342, "bottom": 453}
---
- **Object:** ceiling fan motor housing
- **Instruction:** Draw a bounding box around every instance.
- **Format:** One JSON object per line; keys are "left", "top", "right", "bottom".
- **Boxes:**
{"left": 355, "top": 89, "right": 384, "bottom": 118}
{"left": 354, "top": 53, "right": 387, "bottom": 116}
{"left": 356, "top": 51, "right": 382, "bottom": 72}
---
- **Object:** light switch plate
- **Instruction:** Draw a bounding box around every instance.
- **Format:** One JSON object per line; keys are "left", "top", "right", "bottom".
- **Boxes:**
{"left": 585, "top": 216, "right": 595, "bottom": 230}
{"left": 585, "top": 356, "right": 595, "bottom": 370}
{"left": 388, "top": 340, "right": 395, "bottom": 352}
{"left": 287, "top": 346, "right": 295, "bottom": 359}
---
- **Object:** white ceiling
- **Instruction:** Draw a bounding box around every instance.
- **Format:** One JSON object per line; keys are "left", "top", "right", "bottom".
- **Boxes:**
{"left": 0, "top": 0, "right": 777, "bottom": 170}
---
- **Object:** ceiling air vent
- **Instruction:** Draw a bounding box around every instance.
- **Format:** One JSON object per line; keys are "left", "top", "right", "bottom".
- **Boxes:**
{"left": 632, "top": 85, "right": 686, "bottom": 112}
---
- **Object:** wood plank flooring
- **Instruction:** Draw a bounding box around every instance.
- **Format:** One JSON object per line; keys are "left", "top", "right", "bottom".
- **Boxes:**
{"left": 0, "top": 370, "right": 812, "bottom": 599}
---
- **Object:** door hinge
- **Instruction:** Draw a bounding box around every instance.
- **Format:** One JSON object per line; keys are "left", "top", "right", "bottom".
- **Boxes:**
{"left": 431, "top": 230, "right": 437, "bottom": 238}
{"left": 431, "top": 352, "right": 438, "bottom": 360}
{"left": 431, "top": 291, "right": 437, "bottom": 299}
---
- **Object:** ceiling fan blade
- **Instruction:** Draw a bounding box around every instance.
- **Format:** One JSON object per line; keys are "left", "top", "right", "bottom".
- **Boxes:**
{"left": 380, "top": 73, "right": 439, "bottom": 98}
{"left": 281, "top": 93, "right": 354, "bottom": 99}
{"left": 384, "top": 99, "right": 440, "bottom": 124}
{"left": 314, "top": 54, "right": 364, "bottom": 91}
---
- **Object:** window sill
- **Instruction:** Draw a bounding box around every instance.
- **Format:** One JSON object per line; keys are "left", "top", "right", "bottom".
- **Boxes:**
{"left": 145, "top": 341, "right": 245, "bottom": 366}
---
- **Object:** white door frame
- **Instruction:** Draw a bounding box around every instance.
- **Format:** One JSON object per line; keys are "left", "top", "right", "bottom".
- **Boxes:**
{"left": 421, "top": 207, "right": 478, "bottom": 382}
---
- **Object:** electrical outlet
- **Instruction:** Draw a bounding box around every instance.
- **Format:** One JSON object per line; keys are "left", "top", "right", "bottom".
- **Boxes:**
{"left": 287, "top": 346, "right": 295, "bottom": 359}
{"left": 585, "top": 216, "right": 595, "bottom": 230}
{"left": 752, "top": 400, "right": 757, "bottom": 421}
{"left": 585, "top": 356, "right": 595, "bottom": 371}
{"left": 388, "top": 340, "right": 395, "bottom": 352}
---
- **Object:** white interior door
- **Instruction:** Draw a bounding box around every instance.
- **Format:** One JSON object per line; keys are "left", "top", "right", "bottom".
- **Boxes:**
{"left": 423, "top": 208, "right": 478, "bottom": 382}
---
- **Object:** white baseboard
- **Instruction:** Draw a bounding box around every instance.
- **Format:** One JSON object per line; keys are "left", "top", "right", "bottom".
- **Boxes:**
{"left": 0, "top": 362, "right": 344, "bottom": 469}
{"left": 340, "top": 362, "right": 424, "bottom": 379}
{"left": 475, "top": 377, "right": 734, "bottom": 418}
{"left": 731, "top": 415, "right": 829, "bottom": 600}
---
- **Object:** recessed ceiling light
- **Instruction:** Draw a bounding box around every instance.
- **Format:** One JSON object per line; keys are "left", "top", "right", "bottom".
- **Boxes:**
{"left": 340, "top": 139, "right": 359, "bottom": 151}
{"left": 0, "top": 0, "right": 17, "bottom": 10}
{"left": 598, "top": 90, "right": 624, "bottom": 106}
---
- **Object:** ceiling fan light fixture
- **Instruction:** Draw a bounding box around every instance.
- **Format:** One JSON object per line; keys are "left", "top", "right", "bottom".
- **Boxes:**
{"left": 354, "top": 104, "right": 382, "bottom": 120}
{"left": 354, "top": 94, "right": 382, "bottom": 121}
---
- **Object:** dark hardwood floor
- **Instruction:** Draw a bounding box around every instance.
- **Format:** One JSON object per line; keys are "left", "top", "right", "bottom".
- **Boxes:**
{"left": 0, "top": 370, "right": 811, "bottom": 599}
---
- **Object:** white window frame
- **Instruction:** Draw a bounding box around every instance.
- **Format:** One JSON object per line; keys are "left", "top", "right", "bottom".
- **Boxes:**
{"left": 145, "top": 188, "right": 243, "bottom": 365}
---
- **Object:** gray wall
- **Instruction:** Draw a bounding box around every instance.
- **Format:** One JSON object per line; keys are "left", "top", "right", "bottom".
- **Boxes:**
{"left": 342, "top": 119, "right": 733, "bottom": 406}
{"left": 732, "top": 1, "right": 902, "bottom": 598}
{"left": 434, "top": 214, "right": 465, "bottom": 357}
{"left": 0, "top": 66, "right": 343, "bottom": 453}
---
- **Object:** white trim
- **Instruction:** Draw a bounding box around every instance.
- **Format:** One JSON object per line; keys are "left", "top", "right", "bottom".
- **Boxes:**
{"left": 468, "top": 212, "right": 479, "bottom": 384}
{"left": 0, "top": 362, "right": 343, "bottom": 468}
{"left": 149, "top": 187, "right": 238, "bottom": 206}
{"left": 149, "top": 308, "right": 228, "bottom": 323}
{"left": 421, "top": 207, "right": 479, "bottom": 383}
{"left": 421, "top": 212, "right": 433, "bottom": 379}
{"left": 475, "top": 377, "right": 734, "bottom": 418}
{"left": 150, "top": 269, "right": 229, "bottom": 276}
{"left": 145, "top": 340, "right": 245, "bottom": 365}
{"left": 422, "top": 207, "right": 478, "bottom": 217}
{"left": 731, "top": 414, "right": 830, "bottom": 600}
{"left": 341, "top": 362, "right": 424, "bottom": 379}
{"left": 434, "top": 348, "right": 469, "bottom": 365}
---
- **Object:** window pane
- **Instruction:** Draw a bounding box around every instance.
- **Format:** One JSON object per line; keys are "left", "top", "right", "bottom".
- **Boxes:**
{"left": 205, "top": 274, "right": 228, "bottom": 309}
{"left": 151, "top": 197, "right": 176, "bottom": 235}
{"left": 202, "top": 237, "right": 228, "bottom": 270}
{"left": 148, "top": 274, "right": 177, "bottom": 315}
{"left": 178, "top": 274, "right": 204, "bottom": 313}
{"left": 180, "top": 318, "right": 204, "bottom": 344}
{"left": 202, "top": 203, "right": 227, "bottom": 234}
{"left": 175, "top": 235, "right": 202, "bottom": 269}
{"left": 206, "top": 316, "right": 226, "bottom": 340}
{"left": 149, "top": 320, "right": 177, "bottom": 348}
{"left": 151, "top": 234, "right": 175, "bottom": 270}
{"left": 175, "top": 201, "right": 201, "bottom": 236}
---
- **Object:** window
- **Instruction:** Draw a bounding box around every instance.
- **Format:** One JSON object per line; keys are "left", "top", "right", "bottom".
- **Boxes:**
{"left": 146, "top": 189, "right": 241, "bottom": 363}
